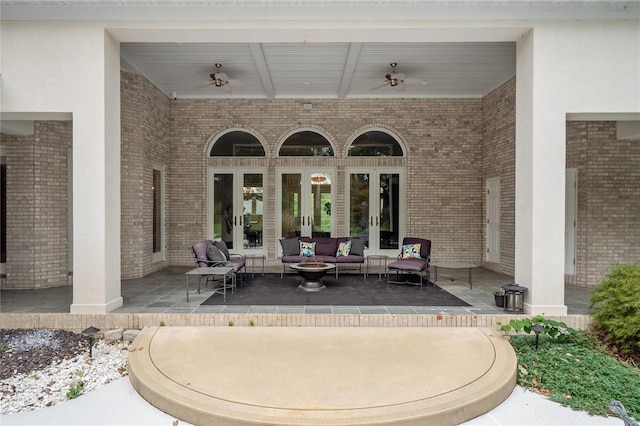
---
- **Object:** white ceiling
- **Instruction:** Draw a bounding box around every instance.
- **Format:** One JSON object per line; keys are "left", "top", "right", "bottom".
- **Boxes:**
{"left": 120, "top": 41, "right": 517, "bottom": 99}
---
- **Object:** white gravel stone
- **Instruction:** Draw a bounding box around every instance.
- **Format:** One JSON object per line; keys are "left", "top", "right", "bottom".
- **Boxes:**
{"left": 7, "top": 329, "right": 61, "bottom": 353}
{"left": 0, "top": 339, "right": 130, "bottom": 415}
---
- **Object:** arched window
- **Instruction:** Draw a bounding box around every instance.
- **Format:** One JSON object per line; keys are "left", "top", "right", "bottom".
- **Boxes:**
{"left": 348, "top": 131, "right": 404, "bottom": 157}
{"left": 210, "top": 131, "right": 265, "bottom": 157}
{"left": 279, "top": 131, "right": 334, "bottom": 157}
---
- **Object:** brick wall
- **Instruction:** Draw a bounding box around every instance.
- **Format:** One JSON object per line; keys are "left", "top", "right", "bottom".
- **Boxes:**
{"left": 168, "top": 97, "right": 485, "bottom": 267}
{"left": 1, "top": 121, "right": 71, "bottom": 289}
{"left": 566, "top": 121, "right": 640, "bottom": 286}
{"left": 481, "top": 78, "right": 516, "bottom": 277}
{"left": 121, "top": 71, "right": 171, "bottom": 279}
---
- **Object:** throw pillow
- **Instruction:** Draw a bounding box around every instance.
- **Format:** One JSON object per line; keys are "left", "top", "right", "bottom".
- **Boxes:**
{"left": 336, "top": 241, "right": 352, "bottom": 257}
{"left": 299, "top": 241, "right": 316, "bottom": 257}
{"left": 213, "top": 240, "right": 230, "bottom": 260}
{"left": 349, "top": 238, "right": 366, "bottom": 256}
{"left": 279, "top": 237, "right": 300, "bottom": 256}
{"left": 401, "top": 243, "right": 422, "bottom": 259}
{"left": 207, "top": 245, "right": 227, "bottom": 263}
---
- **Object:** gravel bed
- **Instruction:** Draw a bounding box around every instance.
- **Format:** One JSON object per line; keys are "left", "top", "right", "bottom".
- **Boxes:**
{"left": 1, "top": 329, "right": 130, "bottom": 415}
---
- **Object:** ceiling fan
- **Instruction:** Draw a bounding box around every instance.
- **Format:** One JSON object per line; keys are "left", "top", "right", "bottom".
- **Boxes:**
{"left": 372, "top": 62, "right": 421, "bottom": 92}
{"left": 201, "top": 63, "right": 246, "bottom": 93}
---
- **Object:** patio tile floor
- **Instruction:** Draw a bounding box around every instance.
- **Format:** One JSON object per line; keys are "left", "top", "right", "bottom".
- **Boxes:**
{"left": 1, "top": 265, "right": 595, "bottom": 315}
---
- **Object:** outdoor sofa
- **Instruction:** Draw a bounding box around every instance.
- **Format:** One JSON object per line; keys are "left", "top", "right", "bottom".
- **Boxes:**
{"left": 279, "top": 236, "right": 366, "bottom": 278}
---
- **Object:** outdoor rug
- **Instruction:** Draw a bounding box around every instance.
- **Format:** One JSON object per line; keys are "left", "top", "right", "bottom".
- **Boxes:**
{"left": 201, "top": 273, "right": 470, "bottom": 306}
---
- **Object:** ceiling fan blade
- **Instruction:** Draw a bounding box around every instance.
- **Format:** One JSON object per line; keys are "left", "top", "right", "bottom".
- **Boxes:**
{"left": 196, "top": 82, "right": 215, "bottom": 89}
{"left": 392, "top": 83, "right": 406, "bottom": 92}
{"left": 228, "top": 79, "right": 247, "bottom": 87}
{"left": 221, "top": 84, "right": 233, "bottom": 94}
{"left": 403, "top": 77, "right": 421, "bottom": 84}
{"left": 370, "top": 81, "right": 390, "bottom": 91}
{"left": 393, "top": 72, "right": 406, "bottom": 80}
{"left": 214, "top": 72, "right": 229, "bottom": 81}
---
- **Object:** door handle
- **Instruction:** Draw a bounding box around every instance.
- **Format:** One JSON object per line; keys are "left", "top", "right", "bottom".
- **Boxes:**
{"left": 308, "top": 216, "right": 312, "bottom": 226}
{"left": 370, "top": 216, "right": 373, "bottom": 226}
{"left": 234, "top": 216, "right": 237, "bottom": 226}
{"left": 302, "top": 216, "right": 305, "bottom": 226}
{"left": 376, "top": 216, "right": 379, "bottom": 226}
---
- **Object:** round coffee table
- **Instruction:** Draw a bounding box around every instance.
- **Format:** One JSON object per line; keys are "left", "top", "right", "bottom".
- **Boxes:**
{"left": 289, "top": 262, "right": 336, "bottom": 292}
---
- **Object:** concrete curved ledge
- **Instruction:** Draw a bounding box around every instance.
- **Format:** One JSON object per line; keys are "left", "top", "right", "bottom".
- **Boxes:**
{"left": 129, "top": 326, "right": 516, "bottom": 425}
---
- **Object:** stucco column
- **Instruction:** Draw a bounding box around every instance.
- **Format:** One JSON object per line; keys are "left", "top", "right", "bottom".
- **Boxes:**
{"left": 514, "top": 31, "right": 567, "bottom": 315}
{"left": 70, "top": 32, "right": 122, "bottom": 313}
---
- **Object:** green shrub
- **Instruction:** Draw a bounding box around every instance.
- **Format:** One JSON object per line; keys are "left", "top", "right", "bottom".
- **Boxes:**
{"left": 497, "top": 315, "right": 583, "bottom": 342}
{"left": 590, "top": 264, "right": 640, "bottom": 354}
{"left": 510, "top": 335, "right": 640, "bottom": 418}
{"left": 66, "top": 383, "right": 84, "bottom": 399}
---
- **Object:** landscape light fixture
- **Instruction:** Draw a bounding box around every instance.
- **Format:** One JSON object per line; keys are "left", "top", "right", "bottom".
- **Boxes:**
{"left": 530, "top": 324, "right": 546, "bottom": 350}
{"left": 609, "top": 400, "right": 638, "bottom": 426}
{"left": 82, "top": 326, "right": 100, "bottom": 358}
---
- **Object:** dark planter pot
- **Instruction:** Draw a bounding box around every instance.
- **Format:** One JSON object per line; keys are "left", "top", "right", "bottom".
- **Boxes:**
{"left": 494, "top": 292, "right": 505, "bottom": 308}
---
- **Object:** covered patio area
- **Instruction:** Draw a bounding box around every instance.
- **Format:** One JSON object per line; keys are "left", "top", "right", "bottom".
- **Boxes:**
{"left": 0, "top": 266, "right": 594, "bottom": 316}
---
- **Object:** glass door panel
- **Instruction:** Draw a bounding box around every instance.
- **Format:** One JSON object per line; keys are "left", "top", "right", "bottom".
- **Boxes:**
{"left": 243, "top": 174, "right": 263, "bottom": 251}
{"left": 378, "top": 173, "right": 400, "bottom": 250}
{"left": 310, "top": 173, "right": 332, "bottom": 237}
{"left": 281, "top": 173, "right": 302, "bottom": 238}
{"left": 213, "top": 173, "right": 235, "bottom": 249}
{"left": 379, "top": 173, "right": 400, "bottom": 250}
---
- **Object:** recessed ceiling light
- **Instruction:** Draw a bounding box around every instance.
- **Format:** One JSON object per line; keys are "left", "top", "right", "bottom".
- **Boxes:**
{"left": 303, "top": 81, "right": 311, "bottom": 85}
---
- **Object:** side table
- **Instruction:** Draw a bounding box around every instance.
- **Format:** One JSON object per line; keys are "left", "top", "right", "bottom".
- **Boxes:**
{"left": 431, "top": 261, "right": 477, "bottom": 289}
{"left": 244, "top": 254, "right": 266, "bottom": 278}
{"left": 365, "top": 255, "right": 388, "bottom": 279}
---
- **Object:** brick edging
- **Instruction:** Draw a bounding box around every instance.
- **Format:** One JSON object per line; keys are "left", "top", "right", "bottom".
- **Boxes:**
{"left": 0, "top": 313, "right": 593, "bottom": 333}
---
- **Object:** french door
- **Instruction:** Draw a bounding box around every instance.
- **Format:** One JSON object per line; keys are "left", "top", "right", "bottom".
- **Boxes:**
{"left": 207, "top": 167, "right": 266, "bottom": 254}
{"left": 277, "top": 168, "right": 335, "bottom": 239}
{"left": 346, "top": 168, "right": 405, "bottom": 256}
